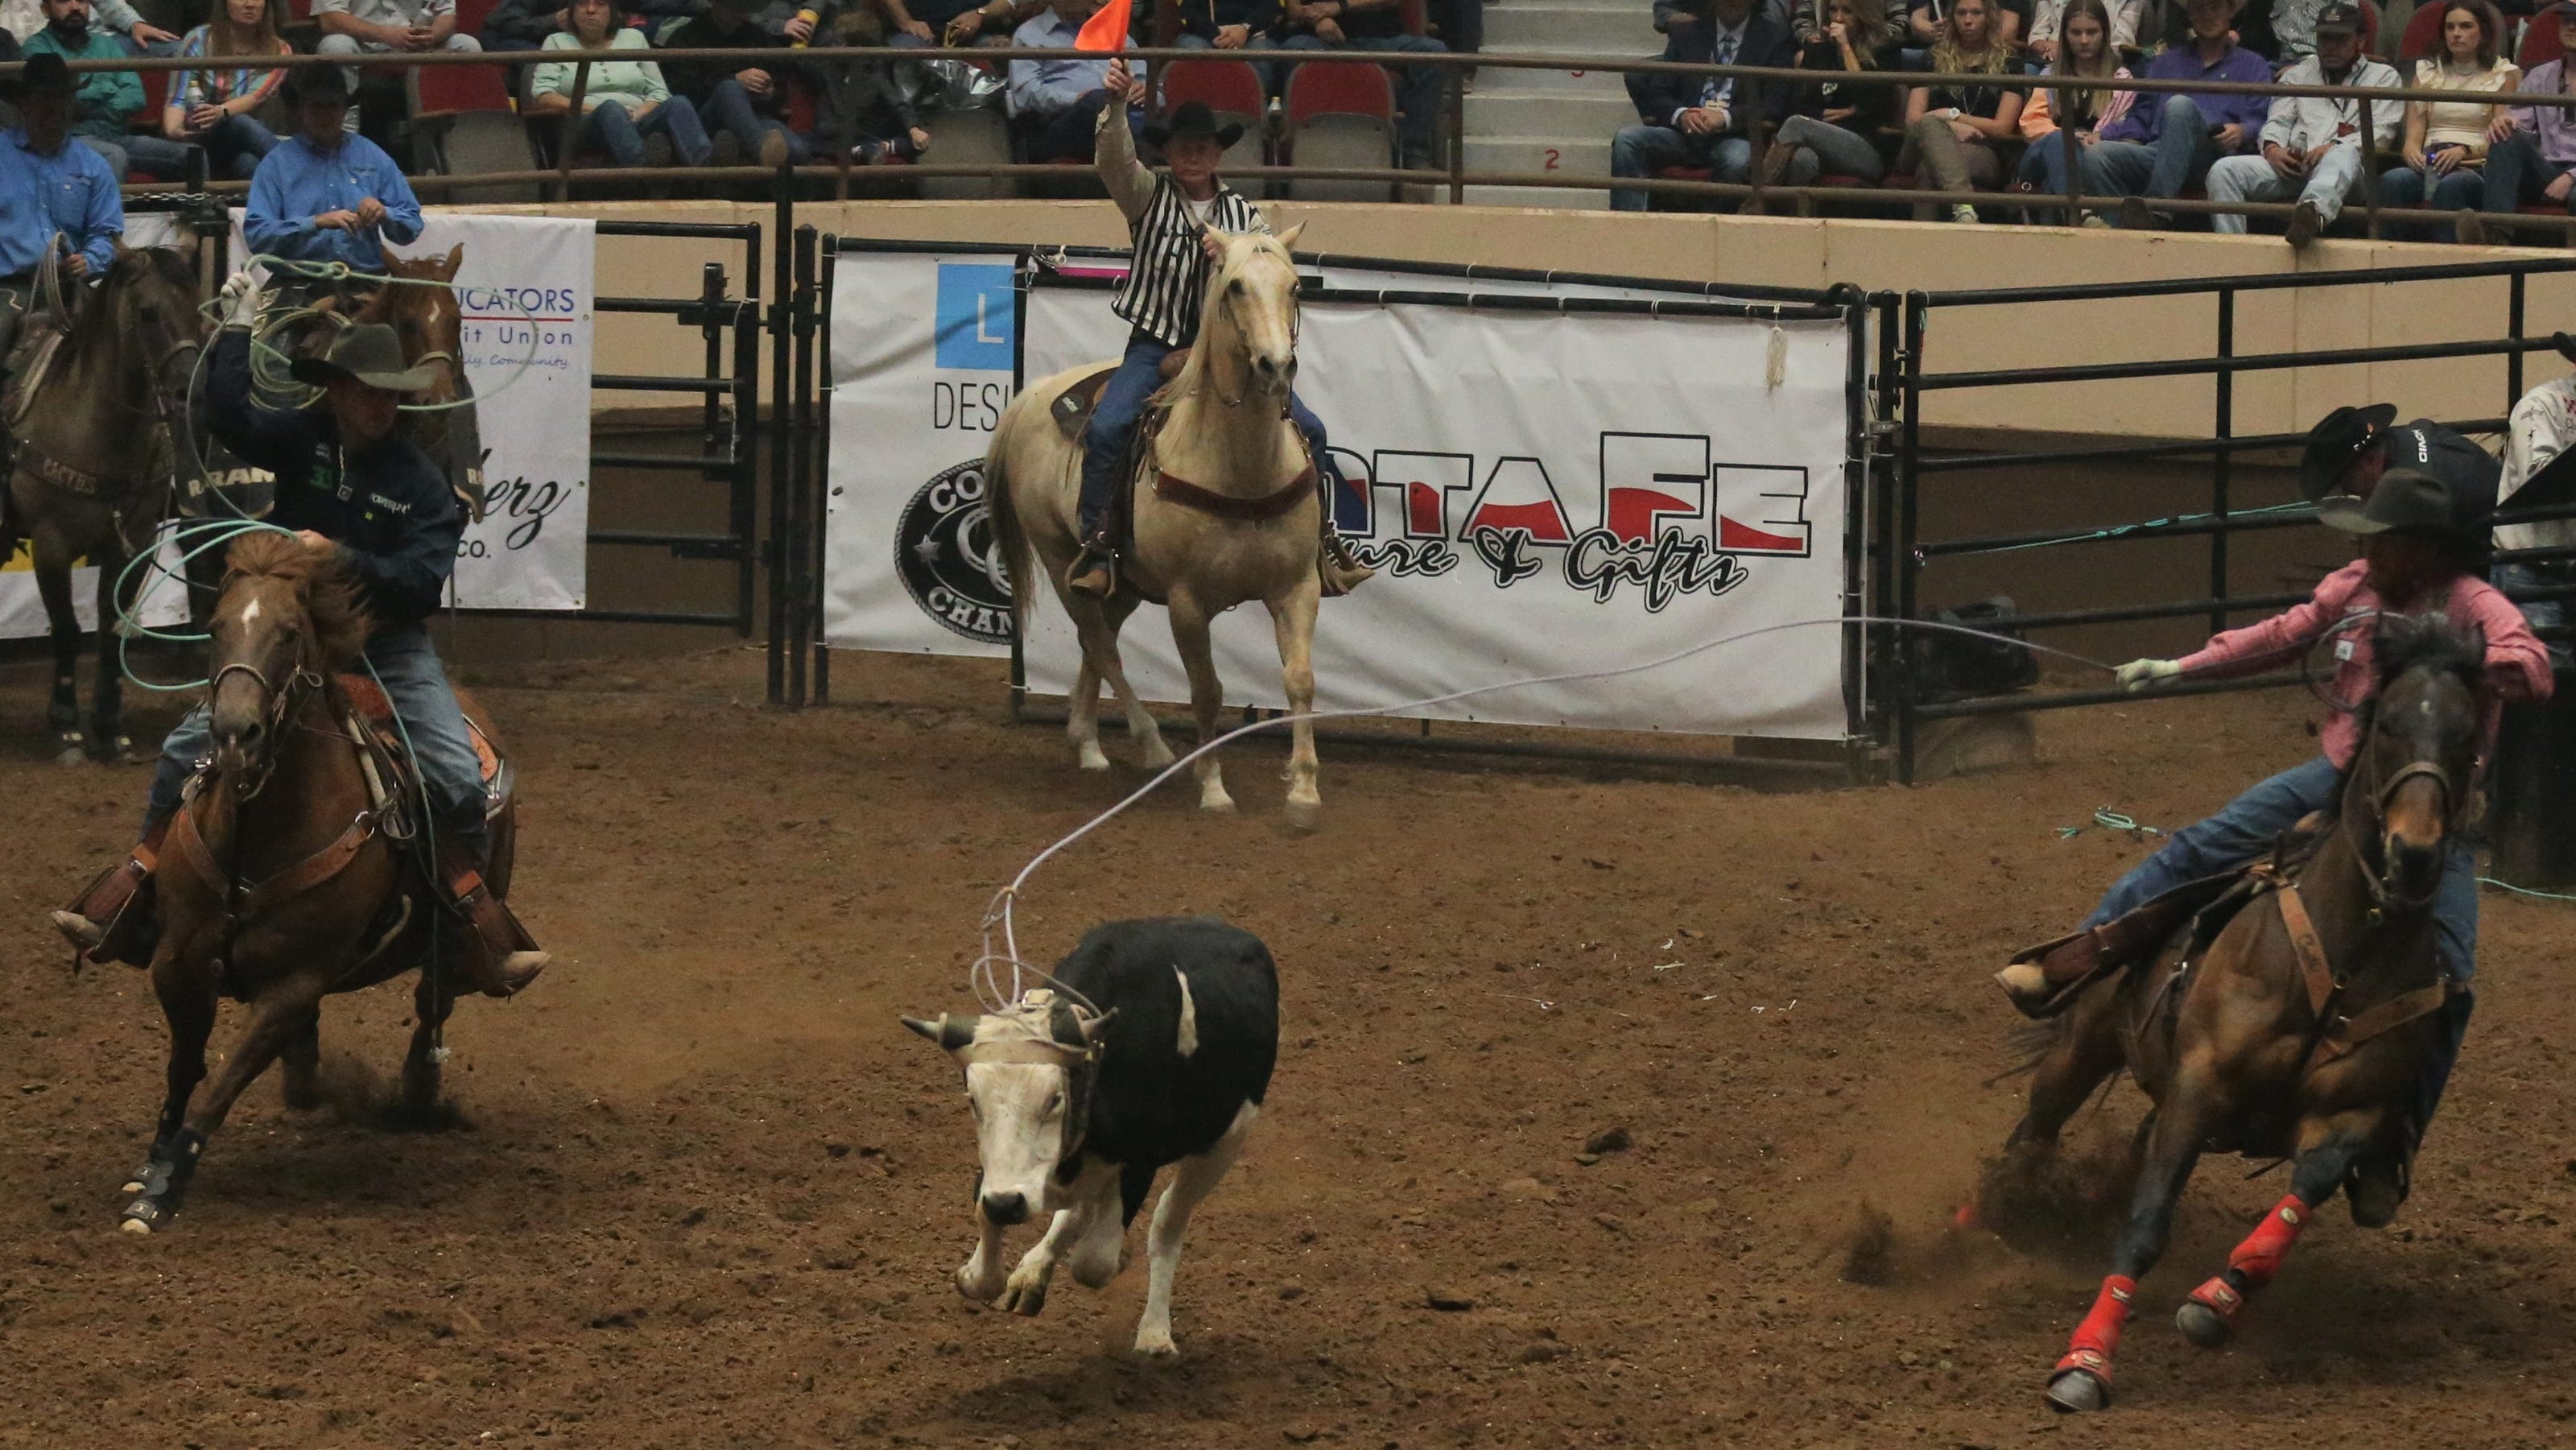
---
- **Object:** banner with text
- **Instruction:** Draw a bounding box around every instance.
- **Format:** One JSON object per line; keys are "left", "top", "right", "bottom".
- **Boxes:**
{"left": 824, "top": 253, "right": 1854, "bottom": 738}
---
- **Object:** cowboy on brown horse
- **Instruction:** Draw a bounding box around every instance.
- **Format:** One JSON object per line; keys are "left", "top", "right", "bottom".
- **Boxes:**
{"left": 53, "top": 270, "right": 543, "bottom": 999}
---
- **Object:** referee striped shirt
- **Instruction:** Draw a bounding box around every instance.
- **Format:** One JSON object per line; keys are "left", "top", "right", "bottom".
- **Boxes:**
{"left": 1113, "top": 177, "right": 1265, "bottom": 348}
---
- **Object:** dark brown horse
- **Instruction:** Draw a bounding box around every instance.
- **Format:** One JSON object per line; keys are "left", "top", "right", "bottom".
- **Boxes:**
{"left": 118, "top": 532, "right": 520, "bottom": 1233}
{"left": 2000, "top": 614, "right": 2487, "bottom": 1414}
{"left": 1, "top": 246, "right": 208, "bottom": 761}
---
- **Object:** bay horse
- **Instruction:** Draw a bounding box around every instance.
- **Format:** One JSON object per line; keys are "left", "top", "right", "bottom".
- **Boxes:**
{"left": 2000, "top": 614, "right": 2487, "bottom": 1413}
{"left": 985, "top": 222, "right": 1330, "bottom": 826}
{"left": 118, "top": 532, "right": 521, "bottom": 1233}
{"left": 1, "top": 246, "right": 208, "bottom": 761}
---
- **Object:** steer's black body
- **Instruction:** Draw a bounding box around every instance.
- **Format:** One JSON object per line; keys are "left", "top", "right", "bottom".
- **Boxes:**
{"left": 1055, "top": 916, "right": 1280, "bottom": 1223}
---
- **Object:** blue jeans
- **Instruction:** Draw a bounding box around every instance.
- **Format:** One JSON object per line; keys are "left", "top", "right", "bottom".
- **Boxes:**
{"left": 150, "top": 626, "right": 487, "bottom": 845}
{"left": 2081, "top": 95, "right": 2226, "bottom": 224}
{"left": 1282, "top": 32, "right": 1445, "bottom": 160}
{"left": 699, "top": 77, "right": 810, "bottom": 163}
{"left": 582, "top": 96, "right": 712, "bottom": 167}
{"left": 1609, "top": 124, "right": 1751, "bottom": 212}
{"left": 1178, "top": 30, "right": 1283, "bottom": 92}
{"left": 1077, "top": 332, "right": 1327, "bottom": 542}
{"left": 76, "top": 130, "right": 196, "bottom": 182}
{"left": 2380, "top": 158, "right": 2486, "bottom": 229}
{"left": 2496, "top": 560, "right": 2570, "bottom": 655}
{"left": 2082, "top": 754, "right": 2478, "bottom": 1130}
{"left": 181, "top": 113, "right": 279, "bottom": 181}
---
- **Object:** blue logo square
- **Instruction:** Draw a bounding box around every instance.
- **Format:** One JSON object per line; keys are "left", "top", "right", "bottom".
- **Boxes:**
{"left": 934, "top": 263, "right": 1015, "bottom": 372}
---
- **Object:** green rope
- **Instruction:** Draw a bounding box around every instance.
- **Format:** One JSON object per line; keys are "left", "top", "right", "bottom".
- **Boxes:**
{"left": 2479, "top": 876, "right": 2576, "bottom": 903}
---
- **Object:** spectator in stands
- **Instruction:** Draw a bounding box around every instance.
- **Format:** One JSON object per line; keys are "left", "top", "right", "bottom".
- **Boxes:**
{"left": 162, "top": 0, "right": 291, "bottom": 181}
{"left": 659, "top": 0, "right": 807, "bottom": 167}
{"left": 2013, "top": 0, "right": 2132, "bottom": 217}
{"left": 1782, "top": 0, "right": 1907, "bottom": 43}
{"left": 1009, "top": 0, "right": 1138, "bottom": 163}
{"left": 1169, "top": 0, "right": 1285, "bottom": 93}
{"left": 529, "top": 0, "right": 714, "bottom": 168}
{"left": 1428, "top": 0, "right": 1477, "bottom": 89}
{"left": 479, "top": 0, "right": 566, "bottom": 51}
{"left": 2081, "top": 0, "right": 2269, "bottom": 229}
{"left": 2024, "top": 0, "right": 2139, "bottom": 62}
{"left": 1895, "top": 0, "right": 2022, "bottom": 221}
{"left": 314, "top": 0, "right": 481, "bottom": 101}
{"left": 1277, "top": 1, "right": 1447, "bottom": 170}
{"left": 818, "top": 4, "right": 931, "bottom": 161}
{"left": 2470, "top": 2, "right": 2576, "bottom": 242}
{"left": 0, "top": 0, "right": 180, "bottom": 55}
{"left": 244, "top": 65, "right": 422, "bottom": 277}
{"left": 2267, "top": 0, "right": 2339, "bottom": 61}
{"left": 0, "top": 54, "right": 120, "bottom": 366}
{"left": 2203, "top": 2, "right": 2396, "bottom": 243}
{"left": 1755, "top": 0, "right": 1904, "bottom": 196}
{"left": 2380, "top": 1, "right": 2517, "bottom": 234}
{"left": 23, "top": 0, "right": 193, "bottom": 179}
{"left": 1608, "top": 0, "right": 1794, "bottom": 211}
{"left": 877, "top": 0, "right": 1039, "bottom": 45}
{"left": 1904, "top": 0, "right": 2025, "bottom": 49}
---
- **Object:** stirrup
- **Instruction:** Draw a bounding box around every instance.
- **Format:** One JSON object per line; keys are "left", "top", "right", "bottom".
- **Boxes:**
{"left": 1066, "top": 539, "right": 1117, "bottom": 599}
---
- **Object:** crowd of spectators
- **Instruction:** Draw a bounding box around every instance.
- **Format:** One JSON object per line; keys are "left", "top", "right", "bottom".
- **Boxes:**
{"left": 1615, "top": 0, "right": 2576, "bottom": 243}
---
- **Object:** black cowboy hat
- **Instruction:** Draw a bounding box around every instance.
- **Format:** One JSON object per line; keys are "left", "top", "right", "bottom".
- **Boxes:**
{"left": 2318, "top": 468, "right": 2471, "bottom": 541}
{"left": 289, "top": 323, "right": 442, "bottom": 393}
{"left": 17, "top": 52, "right": 74, "bottom": 98}
{"left": 283, "top": 64, "right": 354, "bottom": 108}
{"left": 1142, "top": 101, "right": 1245, "bottom": 151}
{"left": 2299, "top": 402, "right": 2399, "bottom": 500}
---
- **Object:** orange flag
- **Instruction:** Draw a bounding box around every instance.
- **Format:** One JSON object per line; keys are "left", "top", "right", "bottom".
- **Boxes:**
{"left": 1075, "top": 0, "right": 1130, "bottom": 50}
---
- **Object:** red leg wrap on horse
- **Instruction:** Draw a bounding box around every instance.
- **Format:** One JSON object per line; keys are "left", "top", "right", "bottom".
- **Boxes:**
{"left": 2226, "top": 1194, "right": 2312, "bottom": 1288}
{"left": 2054, "top": 1274, "right": 2136, "bottom": 1381}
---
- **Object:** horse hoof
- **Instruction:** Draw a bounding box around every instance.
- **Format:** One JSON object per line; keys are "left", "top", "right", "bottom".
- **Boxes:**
{"left": 2176, "top": 1300, "right": 2234, "bottom": 1350}
{"left": 2045, "top": 1369, "right": 2109, "bottom": 1415}
{"left": 1199, "top": 789, "right": 1236, "bottom": 815}
{"left": 118, "top": 1217, "right": 153, "bottom": 1236}
{"left": 1077, "top": 746, "right": 1111, "bottom": 772}
{"left": 1282, "top": 798, "right": 1321, "bottom": 832}
{"left": 54, "top": 743, "right": 87, "bottom": 767}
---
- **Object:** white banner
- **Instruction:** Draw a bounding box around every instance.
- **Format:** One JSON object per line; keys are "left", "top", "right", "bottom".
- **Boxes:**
{"left": 823, "top": 249, "right": 1023, "bottom": 656}
{"left": 411, "top": 213, "right": 595, "bottom": 611}
{"left": 824, "top": 253, "right": 1854, "bottom": 740}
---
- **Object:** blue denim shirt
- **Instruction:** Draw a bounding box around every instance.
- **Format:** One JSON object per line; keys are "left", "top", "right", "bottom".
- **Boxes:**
{"left": 243, "top": 133, "right": 425, "bottom": 273}
{"left": 0, "top": 128, "right": 123, "bottom": 277}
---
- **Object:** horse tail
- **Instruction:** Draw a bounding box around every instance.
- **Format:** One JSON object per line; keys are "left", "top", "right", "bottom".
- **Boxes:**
{"left": 984, "top": 425, "right": 1034, "bottom": 636}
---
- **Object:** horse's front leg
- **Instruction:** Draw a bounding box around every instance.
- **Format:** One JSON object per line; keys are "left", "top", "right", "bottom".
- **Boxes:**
{"left": 1264, "top": 581, "right": 1323, "bottom": 829}
{"left": 1164, "top": 590, "right": 1232, "bottom": 813}
{"left": 89, "top": 535, "right": 142, "bottom": 762}
{"left": 31, "top": 532, "right": 85, "bottom": 761}
{"left": 122, "top": 975, "right": 329, "bottom": 1233}
{"left": 123, "top": 948, "right": 216, "bottom": 1197}
{"left": 2045, "top": 1083, "right": 2218, "bottom": 1413}
{"left": 2174, "top": 1109, "right": 2376, "bottom": 1351}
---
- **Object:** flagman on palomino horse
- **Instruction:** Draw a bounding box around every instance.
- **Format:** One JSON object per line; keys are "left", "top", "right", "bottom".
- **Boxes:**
{"left": 52, "top": 267, "right": 547, "bottom": 1001}
{"left": 1062, "top": 16, "right": 1372, "bottom": 600}
{"left": 1989, "top": 465, "right": 2553, "bottom": 1412}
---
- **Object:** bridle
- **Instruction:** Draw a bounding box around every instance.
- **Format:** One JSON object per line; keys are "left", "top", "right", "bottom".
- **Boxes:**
{"left": 1197, "top": 253, "right": 1299, "bottom": 412}
{"left": 2342, "top": 725, "right": 2470, "bottom": 915}
{"left": 205, "top": 655, "right": 324, "bottom": 802}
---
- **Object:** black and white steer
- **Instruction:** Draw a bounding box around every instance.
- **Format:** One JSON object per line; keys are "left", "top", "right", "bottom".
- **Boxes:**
{"left": 904, "top": 916, "right": 1279, "bottom": 1356}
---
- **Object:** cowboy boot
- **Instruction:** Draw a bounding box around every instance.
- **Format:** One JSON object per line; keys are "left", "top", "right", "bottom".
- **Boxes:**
{"left": 434, "top": 836, "right": 547, "bottom": 999}
{"left": 1066, "top": 531, "right": 1117, "bottom": 600}
{"left": 52, "top": 816, "right": 171, "bottom": 969}
{"left": 1319, "top": 531, "right": 1376, "bottom": 598}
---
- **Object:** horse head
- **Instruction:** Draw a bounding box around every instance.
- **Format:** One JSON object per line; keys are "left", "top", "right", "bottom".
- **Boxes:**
{"left": 79, "top": 244, "right": 205, "bottom": 415}
{"left": 2350, "top": 612, "right": 2488, "bottom": 907}
{"left": 1194, "top": 221, "right": 1305, "bottom": 403}
{"left": 205, "top": 533, "right": 372, "bottom": 784}
{"left": 366, "top": 244, "right": 466, "bottom": 412}
{"left": 902, "top": 989, "right": 1110, "bottom": 1225}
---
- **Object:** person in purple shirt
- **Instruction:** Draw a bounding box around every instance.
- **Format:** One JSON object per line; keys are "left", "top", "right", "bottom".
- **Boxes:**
{"left": 2474, "top": 2, "right": 2576, "bottom": 231}
{"left": 2080, "top": 0, "right": 2273, "bottom": 227}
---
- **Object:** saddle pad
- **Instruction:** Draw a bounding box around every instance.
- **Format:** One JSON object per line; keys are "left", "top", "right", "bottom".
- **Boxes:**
{"left": 4, "top": 327, "right": 66, "bottom": 432}
{"left": 1050, "top": 365, "right": 1121, "bottom": 441}
{"left": 338, "top": 672, "right": 504, "bottom": 790}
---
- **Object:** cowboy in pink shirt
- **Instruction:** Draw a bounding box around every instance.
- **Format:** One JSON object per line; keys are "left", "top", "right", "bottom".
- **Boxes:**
{"left": 2006, "top": 466, "right": 2551, "bottom": 1219}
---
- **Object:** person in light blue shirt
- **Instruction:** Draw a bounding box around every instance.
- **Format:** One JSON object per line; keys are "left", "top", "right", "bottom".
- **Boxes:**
{"left": 242, "top": 65, "right": 423, "bottom": 283}
{"left": 1009, "top": 0, "right": 1143, "bottom": 162}
{"left": 0, "top": 54, "right": 124, "bottom": 365}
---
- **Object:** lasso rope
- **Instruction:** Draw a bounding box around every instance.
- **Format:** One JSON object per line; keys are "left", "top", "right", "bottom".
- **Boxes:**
{"left": 966, "top": 614, "right": 2128, "bottom": 1013}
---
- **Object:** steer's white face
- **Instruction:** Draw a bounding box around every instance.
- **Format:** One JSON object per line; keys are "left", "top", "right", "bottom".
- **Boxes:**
{"left": 964, "top": 1058, "right": 1076, "bottom": 1221}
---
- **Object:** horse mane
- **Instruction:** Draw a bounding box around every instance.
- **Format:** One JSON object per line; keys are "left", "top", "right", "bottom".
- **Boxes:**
{"left": 64, "top": 246, "right": 196, "bottom": 360}
{"left": 225, "top": 532, "right": 374, "bottom": 668}
{"left": 2372, "top": 610, "right": 2487, "bottom": 698}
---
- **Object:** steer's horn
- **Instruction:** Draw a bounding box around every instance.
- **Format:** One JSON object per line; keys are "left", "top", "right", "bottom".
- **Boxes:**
{"left": 901, "top": 1014, "right": 978, "bottom": 1051}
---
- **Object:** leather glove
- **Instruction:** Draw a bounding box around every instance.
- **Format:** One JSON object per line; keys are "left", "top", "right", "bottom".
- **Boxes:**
{"left": 217, "top": 268, "right": 265, "bottom": 332}
{"left": 2115, "top": 658, "right": 2183, "bottom": 692}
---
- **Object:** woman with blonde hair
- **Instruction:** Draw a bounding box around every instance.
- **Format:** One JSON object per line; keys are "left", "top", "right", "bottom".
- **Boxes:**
{"left": 1759, "top": 0, "right": 1906, "bottom": 192}
{"left": 1896, "top": 0, "right": 2024, "bottom": 222}
{"left": 162, "top": 0, "right": 293, "bottom": 180}
{"left": 2014, "top": 0, "right": 2134, "bottom": 218}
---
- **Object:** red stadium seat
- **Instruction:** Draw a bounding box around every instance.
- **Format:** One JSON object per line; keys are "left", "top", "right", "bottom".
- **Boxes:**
{"left": 2519, "top": 9, "right": 2564, "bottom": 71}
{"left": 1285, "top": 63, "right": 1395, "bottom": 200}
{"left": 415, "top": 59, "right": 514, "bottom": 116}
{"left": 135, "top": 65, "right": 167, "bottom": 123}
{"left": 1286, "top": 60, "right": 1394, "bottom": 126}
{"left": 1158, "top": 59, "right": 1269, "bottom": 170}
{"left": 2398, "top": 1, "right": 2445, "bottom": 64}
{"left": 454, "top": 0, "right": 498, "bottom": 35}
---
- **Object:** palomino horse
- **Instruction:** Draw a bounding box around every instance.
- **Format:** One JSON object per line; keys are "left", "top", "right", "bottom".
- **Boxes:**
{"left": 1, "top": 246, "right": 208, "bottom": 761}
{"left": 118, "top": 533, "right": 521, "bottom": 1233}
{"left": 986, "top": 222, "right": 1327, "bottom": 824}
{"left": 2001, "top": 615, "right": 2486, "bottom": 1413}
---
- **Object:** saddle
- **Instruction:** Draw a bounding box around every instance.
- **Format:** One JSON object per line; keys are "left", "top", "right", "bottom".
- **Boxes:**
{"left": 336, "top": 673, "right": 513, "bottom": 828}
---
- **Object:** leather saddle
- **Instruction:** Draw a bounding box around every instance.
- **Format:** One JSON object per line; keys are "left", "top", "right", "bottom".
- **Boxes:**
{"left": 336, "top": 673, "right": 513, "bottom": 827}
{"left": 1049, "top": 364, "right": 1121, "bottom": 442}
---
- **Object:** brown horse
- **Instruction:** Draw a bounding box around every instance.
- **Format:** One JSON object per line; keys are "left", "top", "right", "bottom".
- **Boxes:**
{"left": 117, "top": 532, "right": 519, "bottom": 1233}
{"left": 1999, "top": 614, "right": 2487, "bottom": 1413}
{"left": 1, "top": 246, "right": 208, "bottom": 761}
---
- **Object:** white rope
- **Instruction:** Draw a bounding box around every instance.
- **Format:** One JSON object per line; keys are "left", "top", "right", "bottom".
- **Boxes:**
{"left": 968, "top": 613, "right": 2124, "bottom": 1010}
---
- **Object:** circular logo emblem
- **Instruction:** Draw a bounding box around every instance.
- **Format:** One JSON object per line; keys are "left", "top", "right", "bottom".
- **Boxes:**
{"left": 895, "top": 460, "right": 1015, "bottom": 646}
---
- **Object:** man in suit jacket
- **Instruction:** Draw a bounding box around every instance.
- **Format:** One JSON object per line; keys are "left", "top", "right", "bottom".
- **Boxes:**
{"left": 1610, "top": 0, "right": 1794, "bottom": 211}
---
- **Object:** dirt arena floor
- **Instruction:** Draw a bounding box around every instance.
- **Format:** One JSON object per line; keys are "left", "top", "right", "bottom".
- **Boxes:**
{"left": 4, "top": 642, "right": 2574, "bottom": 1450}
